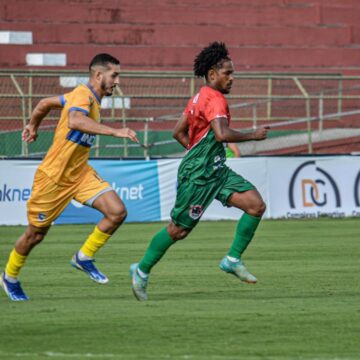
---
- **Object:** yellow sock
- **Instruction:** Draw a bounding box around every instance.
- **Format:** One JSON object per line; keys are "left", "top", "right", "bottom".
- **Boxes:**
{"left": 5, "top": 249, "right": 27, "bottom": 278}
{"left": 80, "top": 226, "right": 111, "bottom": 258}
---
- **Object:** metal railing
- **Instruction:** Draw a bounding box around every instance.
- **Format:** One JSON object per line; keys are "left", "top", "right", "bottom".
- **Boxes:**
{"left": 1, "top": 70, "right": 360, "bottom": 157}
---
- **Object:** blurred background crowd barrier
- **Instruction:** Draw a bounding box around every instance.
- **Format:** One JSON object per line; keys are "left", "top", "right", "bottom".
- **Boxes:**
{"left": 1, "top": 70, "right": 360, "bottom": 159}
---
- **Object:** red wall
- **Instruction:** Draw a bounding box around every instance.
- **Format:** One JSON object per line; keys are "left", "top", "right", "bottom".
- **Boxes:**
{"left": 1, "top": 0, "right": 360, "bottom": 73}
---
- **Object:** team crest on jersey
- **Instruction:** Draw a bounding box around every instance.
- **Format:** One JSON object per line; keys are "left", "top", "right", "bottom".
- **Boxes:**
{"left": 38, "top": 213, "right": 46, "bottom": 222}
{"left": 89, "top": 96, "right": 94, "bottom": 106}
{"left": 189, "top": 205, "right": 204, "bottom": 220}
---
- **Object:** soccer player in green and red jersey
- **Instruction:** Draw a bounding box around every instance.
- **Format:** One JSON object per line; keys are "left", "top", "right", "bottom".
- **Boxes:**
{"left": 130, "top": 42, "right": 269, "bottom": 301}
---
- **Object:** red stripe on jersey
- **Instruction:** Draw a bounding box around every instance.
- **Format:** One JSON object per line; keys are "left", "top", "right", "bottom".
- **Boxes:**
{"left": 184, "top": 86, "right": 231, "bottom": 150}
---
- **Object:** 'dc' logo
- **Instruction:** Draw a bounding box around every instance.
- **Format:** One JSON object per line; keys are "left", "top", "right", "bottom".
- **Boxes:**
{"left": 354, "top": 170, "right": 360, "bottom": 207}
{"left": 288, "top": 161, "right": 341, "bottom": 209}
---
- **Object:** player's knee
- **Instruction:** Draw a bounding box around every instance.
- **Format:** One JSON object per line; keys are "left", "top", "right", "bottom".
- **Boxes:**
{"left": 173, "top": 229, "right": 189, "bottom": 241}
{"left": 246, "top": 200, "right": 266, "bottom": 217}
{"left": 254, "top": 201, "right": 266, "bottom": 217}
{"left": 107, "top": 205, "right": 127, "bottom": 225}
{"left": 24, "top": 229, "right": 46, "bottom": 247}
{"left": 114, "top": 207, "right": 128, "bottom": 224}
{"left": 167, "top": 223, "right": 190, "bottom": 241}
{"left": 31, "top": 234, "right": 45, "bottom": 246}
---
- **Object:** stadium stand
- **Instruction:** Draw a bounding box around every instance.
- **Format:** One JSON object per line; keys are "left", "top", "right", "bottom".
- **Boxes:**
{"left": 0, "top": 0, "right": 360, "bottom": 157}
{"left": 0, "top": 0, "right": 360, "bottom": 73}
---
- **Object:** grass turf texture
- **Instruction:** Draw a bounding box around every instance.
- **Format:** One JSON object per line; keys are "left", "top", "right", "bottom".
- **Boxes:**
{"left": 0, "top": 219, "right": 359, "bottom": 360}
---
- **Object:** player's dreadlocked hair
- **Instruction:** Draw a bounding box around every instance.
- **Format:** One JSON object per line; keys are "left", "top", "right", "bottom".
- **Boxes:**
{"left": 193, "top": 42, "right": 230, "bottom": 79}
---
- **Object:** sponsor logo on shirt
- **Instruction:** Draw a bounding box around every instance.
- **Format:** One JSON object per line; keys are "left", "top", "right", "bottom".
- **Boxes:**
{"left": 213, "top": 155, "right": 225, "bottom": 170}
{"left": 66, "top": 129, "right": 96, "bottom": 148}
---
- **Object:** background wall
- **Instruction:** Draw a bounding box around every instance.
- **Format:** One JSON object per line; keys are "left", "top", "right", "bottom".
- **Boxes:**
{"left": 1, "top": 0, "right": 360, "bottom": 74}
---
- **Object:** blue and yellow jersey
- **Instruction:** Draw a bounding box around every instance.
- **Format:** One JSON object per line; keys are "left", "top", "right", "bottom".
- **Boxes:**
{"left": 39, "top": 83, "right": 101, "bottom": 185}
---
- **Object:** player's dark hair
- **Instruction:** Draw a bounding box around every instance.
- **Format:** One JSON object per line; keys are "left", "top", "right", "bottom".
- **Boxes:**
{"left": 89, "top": 53, "right": 120, "bottom": 71}
{"left": 193, "top": 42, "right": 231, "bottom": 79}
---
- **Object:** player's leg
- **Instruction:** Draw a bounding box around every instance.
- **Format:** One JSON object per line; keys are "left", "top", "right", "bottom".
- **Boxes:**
{"left": 72, "top": 169, "right": 126, "bottom": 284}
{"left": 1, "top": 169, "right": 74, "bottom": 301}
{"left": 1, "top": 224, "right": 50, "bottom": 301}
{"left": 130, "top": 222, "right": 191, "bottom": 301}
{"left": 130, "top": 179, "right": 216, "bottom": 301}
{"left": 217, "top": 170, "right": 266, "bottom": 283}
{"left": 226, "top": 189, "right": 266, "bottom": 257}
{"left": 137, "top": 221, "right": 190, "bottom": 274}
{"left": 80, "top": 190, "right": 127, "bottom": 257}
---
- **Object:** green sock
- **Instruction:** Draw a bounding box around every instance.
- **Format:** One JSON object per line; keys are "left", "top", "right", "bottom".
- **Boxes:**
{"left": 139, "top": 227, "right": 175, "bottom": 274}
{"left": 227, "top": 213, "right": 261, "bottom": 259}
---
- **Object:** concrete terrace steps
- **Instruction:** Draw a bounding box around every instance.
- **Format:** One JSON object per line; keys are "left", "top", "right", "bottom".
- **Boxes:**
{"left": 2, "top": 1, "right": 360, "bottom": 27}
{"left": 267, "top": 136, "right": 360, "bottom": 154}
{"left": 260, "top": 135, "right": 360, "bottom": 155}
{"left": 320, "top": 5, "right": 360, "bottom": 26}
{"left": 0, "top": 23, "right": 352, "bottom": 47}
{"left": 0, "top": 1, "right": 321, "bottom": 26}
{"left": 0, "top": 0, "right": 360, "bottom": 73}
{"left": 289, "top": 0, "right": 360, "bottom": 6}
{"left": 2, "top": 44, "right": 360, "bottom": 71}
{"left": 239, "top": 128, "right": 360, "bottom": 155}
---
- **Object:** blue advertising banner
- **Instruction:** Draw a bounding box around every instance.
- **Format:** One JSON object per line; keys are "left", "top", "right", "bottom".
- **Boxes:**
{"left": 55, "top": 160, "right": 161, "bottom": 224}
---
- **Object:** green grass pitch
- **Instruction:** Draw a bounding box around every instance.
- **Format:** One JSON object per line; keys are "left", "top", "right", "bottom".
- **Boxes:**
{"left": 0, "top": 219, "right": 359, "bottom": 360}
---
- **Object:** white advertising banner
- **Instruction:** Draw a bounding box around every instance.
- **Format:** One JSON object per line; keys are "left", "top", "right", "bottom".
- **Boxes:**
{"left": 156, "top": 156, "right": 360, "bottom": 221}
{"left": 267, "top": 156, "right": 360, "bottom": 219}
{"left": 201, "top": 157, "right": 269, "bottom": 220}
{"left": 157, "top": 159, "right": 181, "bottom": 220}
{"left": 157, "top": 157, "right": 269, "bottom": 221}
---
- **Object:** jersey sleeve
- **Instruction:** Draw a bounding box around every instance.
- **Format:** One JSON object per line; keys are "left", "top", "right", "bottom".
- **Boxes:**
{"left": 67, "top": 87, "right": 91, "bottom": 116}
{"left": 60, "top": 92, "right": 71, "bottom": 107}
{"left": 183, "top": 96, "right": 194, "bottom": 117}
{"left": 204, "top": 93, "right": 228, "bottom": 123}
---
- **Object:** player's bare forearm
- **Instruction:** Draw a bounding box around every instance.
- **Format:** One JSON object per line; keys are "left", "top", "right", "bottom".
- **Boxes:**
{"left": 173, "top": 114, "right": 189, "bottom": 148}
{"left": 29, "top": 97, "right": 62, "bottom": 128}
{"left": 68, "top": 111, "right": 139, "bottom": 143}
{"left": 69, "top": 111, "right": 117, "bottom": 135}
{"left": 211, "top": 117, "right": 269, "bottom": 143}
{"left": 174, "top": 132, "right": 189, "bottom": 148}
{"left": 222, "top": 128, "right": 268, "bottom": 142}
{"left": 23, "top": 96, "right": 63, "bottom": 143}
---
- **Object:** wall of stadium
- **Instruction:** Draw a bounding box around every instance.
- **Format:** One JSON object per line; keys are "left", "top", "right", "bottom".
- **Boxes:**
{"left": 1, "top": 156, "right": 360, "bottom": 225}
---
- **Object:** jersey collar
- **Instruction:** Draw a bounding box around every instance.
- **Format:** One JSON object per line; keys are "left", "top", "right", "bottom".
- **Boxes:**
{"left": 85, "top": 83, "right": 101, "bottom": 104}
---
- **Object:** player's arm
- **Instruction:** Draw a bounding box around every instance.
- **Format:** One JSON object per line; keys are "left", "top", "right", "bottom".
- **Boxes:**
{"left": 211, "top": 117, "right": 269, "bottom": 143}
{"left": 68, "top": 110, "right": 139, "bottom": 143}
{"left": 22, "top": 96, "right": 63, "bottom": 143}
{"left": 172, "top": 114, "right": 189, "bottom": 148}
{"left": 227, "top": 142, "right": 241, "bottom": 157}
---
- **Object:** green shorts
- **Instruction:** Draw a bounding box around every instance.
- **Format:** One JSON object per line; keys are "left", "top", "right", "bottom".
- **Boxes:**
{"left": 170, "top": 168, "right": 255, "bottom": 229}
